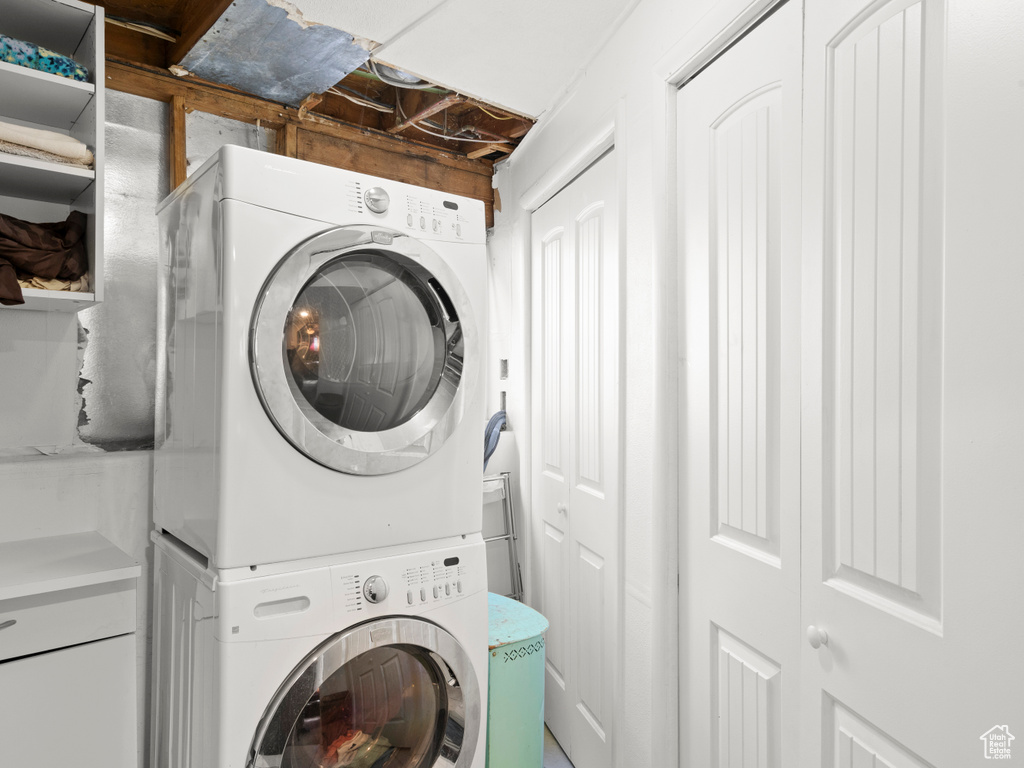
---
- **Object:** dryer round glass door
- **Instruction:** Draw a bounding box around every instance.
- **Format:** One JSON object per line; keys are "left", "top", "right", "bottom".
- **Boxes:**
{"left": 247, "top": 617, "right": 481, "bottom": 768}
{"left": 250, "top": 225, "right": 477, "bottom": 475}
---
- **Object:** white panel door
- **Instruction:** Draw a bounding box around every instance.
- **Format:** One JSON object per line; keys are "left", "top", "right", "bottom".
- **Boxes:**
{"left": 531, "top": 150, "right": 619, "bottom": 768}
{"left": 801, "top": 0, "right": 1024, "bottom": 763}
{"left": 677, "top": 3, "right": 804, "bottom": 766}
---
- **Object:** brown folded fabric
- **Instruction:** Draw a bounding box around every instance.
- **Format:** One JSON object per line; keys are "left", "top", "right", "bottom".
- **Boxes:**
{"left": 17, "top": 272, "right": 90, "bottom": 293}
{"left": 0, "top": 210, "right": 88, "bottom": 306}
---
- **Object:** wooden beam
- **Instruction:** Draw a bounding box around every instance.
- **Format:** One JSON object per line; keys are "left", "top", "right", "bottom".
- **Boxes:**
{"left": 105, "top": 61, "right": 492, "bottom": 177}
{"left": 459, "top": 95, "right": 534, "bottom": 138}
{"left": 456, "top": 112, "right": 532, "bottom": 142}
{"left": 277, "top": 123, "right": 298, "bottom": 158}
{"left": 389, "top": 93, "right": 464, "bottom": 134}
{"left": 104, "top": 21, "right": 168, "bottom": 69}
{"left": 167, "top": 0, "right": 234, "bottom": 66}
{"left": 169, "top": 94, "right": 187, "bottom": 191}
{"left": 462, "top": 125, "right": 518, "bottom": 144}
{"left": 466, "top": 143, "right": 512, "bottom": 160}
{"left": 106, "top": 60, "right": 289, "bottom": 129}
{"left": 298, "top": 92, "right": 324, "bottom": 120}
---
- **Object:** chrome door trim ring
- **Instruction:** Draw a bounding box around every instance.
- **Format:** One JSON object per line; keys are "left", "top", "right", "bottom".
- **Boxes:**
{"left": 246, "top": 615, "right": 481, "bottom": 768}
{"left": 250, "top": 224, "right": 478, "bottom": 475}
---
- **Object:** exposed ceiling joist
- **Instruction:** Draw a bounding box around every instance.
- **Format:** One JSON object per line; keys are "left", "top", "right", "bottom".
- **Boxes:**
{"left": 97, "top": 1, "right": 536, "bottom": 159}
{"left": 466, "top": 143, "right": 512, "bottom": 160}
{"left": 389, "top": 92, "right": 464, "bottom": 134}
{"left": 167, "top": 0, "right": 233, "bottom": 64}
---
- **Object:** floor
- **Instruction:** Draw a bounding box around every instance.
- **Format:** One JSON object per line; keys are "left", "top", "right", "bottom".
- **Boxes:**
{"left": 544, "top": 726, "right": 574, "bottom": 768}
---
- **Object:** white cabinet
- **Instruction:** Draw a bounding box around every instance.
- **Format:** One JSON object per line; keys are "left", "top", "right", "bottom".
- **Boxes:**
{"left": 0, "top": 0, "right": 104, "bottom": 311}
{"left": 0, "top": 532, "right": 139, "bottom": 767}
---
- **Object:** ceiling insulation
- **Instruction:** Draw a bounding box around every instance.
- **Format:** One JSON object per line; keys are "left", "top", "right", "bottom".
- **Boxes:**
{"left": 178, "top": 0, "right": 371, "bottom": 108}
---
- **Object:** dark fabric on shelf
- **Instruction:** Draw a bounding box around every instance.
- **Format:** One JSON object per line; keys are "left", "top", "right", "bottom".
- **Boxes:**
{"left": 0, "top": 210, "right": 88, "bottom": 306}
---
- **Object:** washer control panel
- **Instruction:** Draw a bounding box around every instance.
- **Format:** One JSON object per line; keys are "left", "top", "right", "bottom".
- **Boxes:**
{"left": 401, "top": 554, "right": 468, "bottom": 607}
{"left": 327, "top": 541, "right": 484, "bottom": 618}
{"left": 213, "top": 539, "right": 485, "bottom": 640}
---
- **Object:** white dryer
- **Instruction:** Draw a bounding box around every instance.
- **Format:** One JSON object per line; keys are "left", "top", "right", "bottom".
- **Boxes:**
{"left": 154, "top": 146, "right": 488, "bottom": 568}
{"left": 151, "top": 532, "right": 488, "bottom": 768}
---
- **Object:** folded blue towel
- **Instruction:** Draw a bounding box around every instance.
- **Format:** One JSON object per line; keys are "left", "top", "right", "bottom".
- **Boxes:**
{"left": 0, "top": 34, "right": 89, "bottom": 82}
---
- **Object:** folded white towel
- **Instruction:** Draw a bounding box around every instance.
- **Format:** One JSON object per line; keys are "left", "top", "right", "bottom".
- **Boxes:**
{"left": 0, "top": 119, "right": 94, "bottom": 165}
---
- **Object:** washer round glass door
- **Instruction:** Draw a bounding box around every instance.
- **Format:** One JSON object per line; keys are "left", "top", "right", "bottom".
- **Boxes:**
{"left": 247, "top": 617, "right": 480, "bottom": 768}
{"left": 250, "top": 225, "right": 477, "bottom": 475}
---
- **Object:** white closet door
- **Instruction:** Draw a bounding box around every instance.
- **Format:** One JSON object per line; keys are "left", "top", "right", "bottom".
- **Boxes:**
{"left": 676, "top": 3, "right": 804, "bottom": 765}
{"left": 800, "top": 0, "right": 1024, "bottom": 764}
{"left": 531, "top": 150, "right": 619, "bottom": 768}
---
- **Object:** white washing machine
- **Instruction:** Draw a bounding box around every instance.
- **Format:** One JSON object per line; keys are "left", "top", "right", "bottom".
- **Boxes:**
{"left": 151, "top": 532, "right": 488, "bottom": 768}
{"left": 154, "top": 146, "right": 488, "bottom": 568}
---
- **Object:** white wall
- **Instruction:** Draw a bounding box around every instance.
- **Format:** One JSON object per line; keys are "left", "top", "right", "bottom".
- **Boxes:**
{"left": 489, "top": 0, "right": 764, "bottom": 763}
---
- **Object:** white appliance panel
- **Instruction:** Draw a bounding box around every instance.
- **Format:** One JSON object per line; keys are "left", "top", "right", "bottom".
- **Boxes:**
{"left": 153, "top": 147, "right": 488, "bottom": 568}
{"left": 150, "top": 534, "right": 488, "bottom": 768}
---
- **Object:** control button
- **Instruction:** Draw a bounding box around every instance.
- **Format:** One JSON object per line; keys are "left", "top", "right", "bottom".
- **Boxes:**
{"left": 407, "top": 213, "right": 413, "bottom": 227}
{"left": 445, "top": 583, "right": 451, "bottom": 596}
{"left": 433, "top": 585, "right": 440, "bottom": 599}
{"left": 457, "top": 580, "right": 463, "bottom": 594}
{"left": 407, "top": 590, "right": 413, "bottom": 605}
{"left": 456, "top": 223, "right": 462, "bottom": 237}
{"left": 432, "top": 219, "right": 440, "bottom": 232}
{"left": 362, "top": 575, "right": 389, "bottom": 604}
{"left": 420, "top": 216, "right": 426, "bottom": 230}
{"left": 420, "top": 588, "right": 426, "bottom": 602}
{"left": 364, "top": 187, "right": 390, "bottom": 214}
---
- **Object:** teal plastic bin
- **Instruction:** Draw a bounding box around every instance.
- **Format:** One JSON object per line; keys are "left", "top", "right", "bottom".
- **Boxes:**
{"left": 486, "top": 593, "right": 550, "bottom": 768}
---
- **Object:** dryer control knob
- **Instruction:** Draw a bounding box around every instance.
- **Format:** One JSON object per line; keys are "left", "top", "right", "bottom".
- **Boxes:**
{"left": 364, "top": 187, "right": 390, "bottom": 214}
{"left": 363, "top": 575, "right": 389, "bottom": 604}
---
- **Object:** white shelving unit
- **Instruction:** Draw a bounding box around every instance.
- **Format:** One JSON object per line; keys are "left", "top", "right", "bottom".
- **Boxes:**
{"left": 0, "top": 0, "right": 104, "bottom": 312}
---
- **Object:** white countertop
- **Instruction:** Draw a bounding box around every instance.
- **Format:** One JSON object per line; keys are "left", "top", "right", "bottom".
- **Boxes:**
{"left": 0, "top": 531, "right": 140, "bottom": 602}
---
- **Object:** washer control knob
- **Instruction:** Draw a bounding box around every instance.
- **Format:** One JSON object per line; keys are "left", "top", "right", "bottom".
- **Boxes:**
{"left": 363, "top": 575, "right": 389, "bottom": 604}
{"left": 364, "top": 187, "right": 390, "bottom": 214}
{"left": 432, "top": 219, "right": 440, "bottom": 232}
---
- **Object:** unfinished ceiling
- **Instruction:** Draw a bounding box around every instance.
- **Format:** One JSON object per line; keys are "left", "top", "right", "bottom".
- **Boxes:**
{"left": 287, "top": 0, "right": 640, "bottom": 118}
{"left": 95, "top": 0, "right": 638, "bottom": 161}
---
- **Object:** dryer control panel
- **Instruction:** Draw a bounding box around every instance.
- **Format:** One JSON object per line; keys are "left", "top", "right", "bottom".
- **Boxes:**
{"left": 336, "top": 178, "right": 485, "bottom": 245}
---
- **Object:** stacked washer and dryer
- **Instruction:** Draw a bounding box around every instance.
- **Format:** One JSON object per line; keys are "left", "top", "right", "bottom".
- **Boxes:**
{"left": 150, "top": 146, "right": 489, "bottom": 768}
